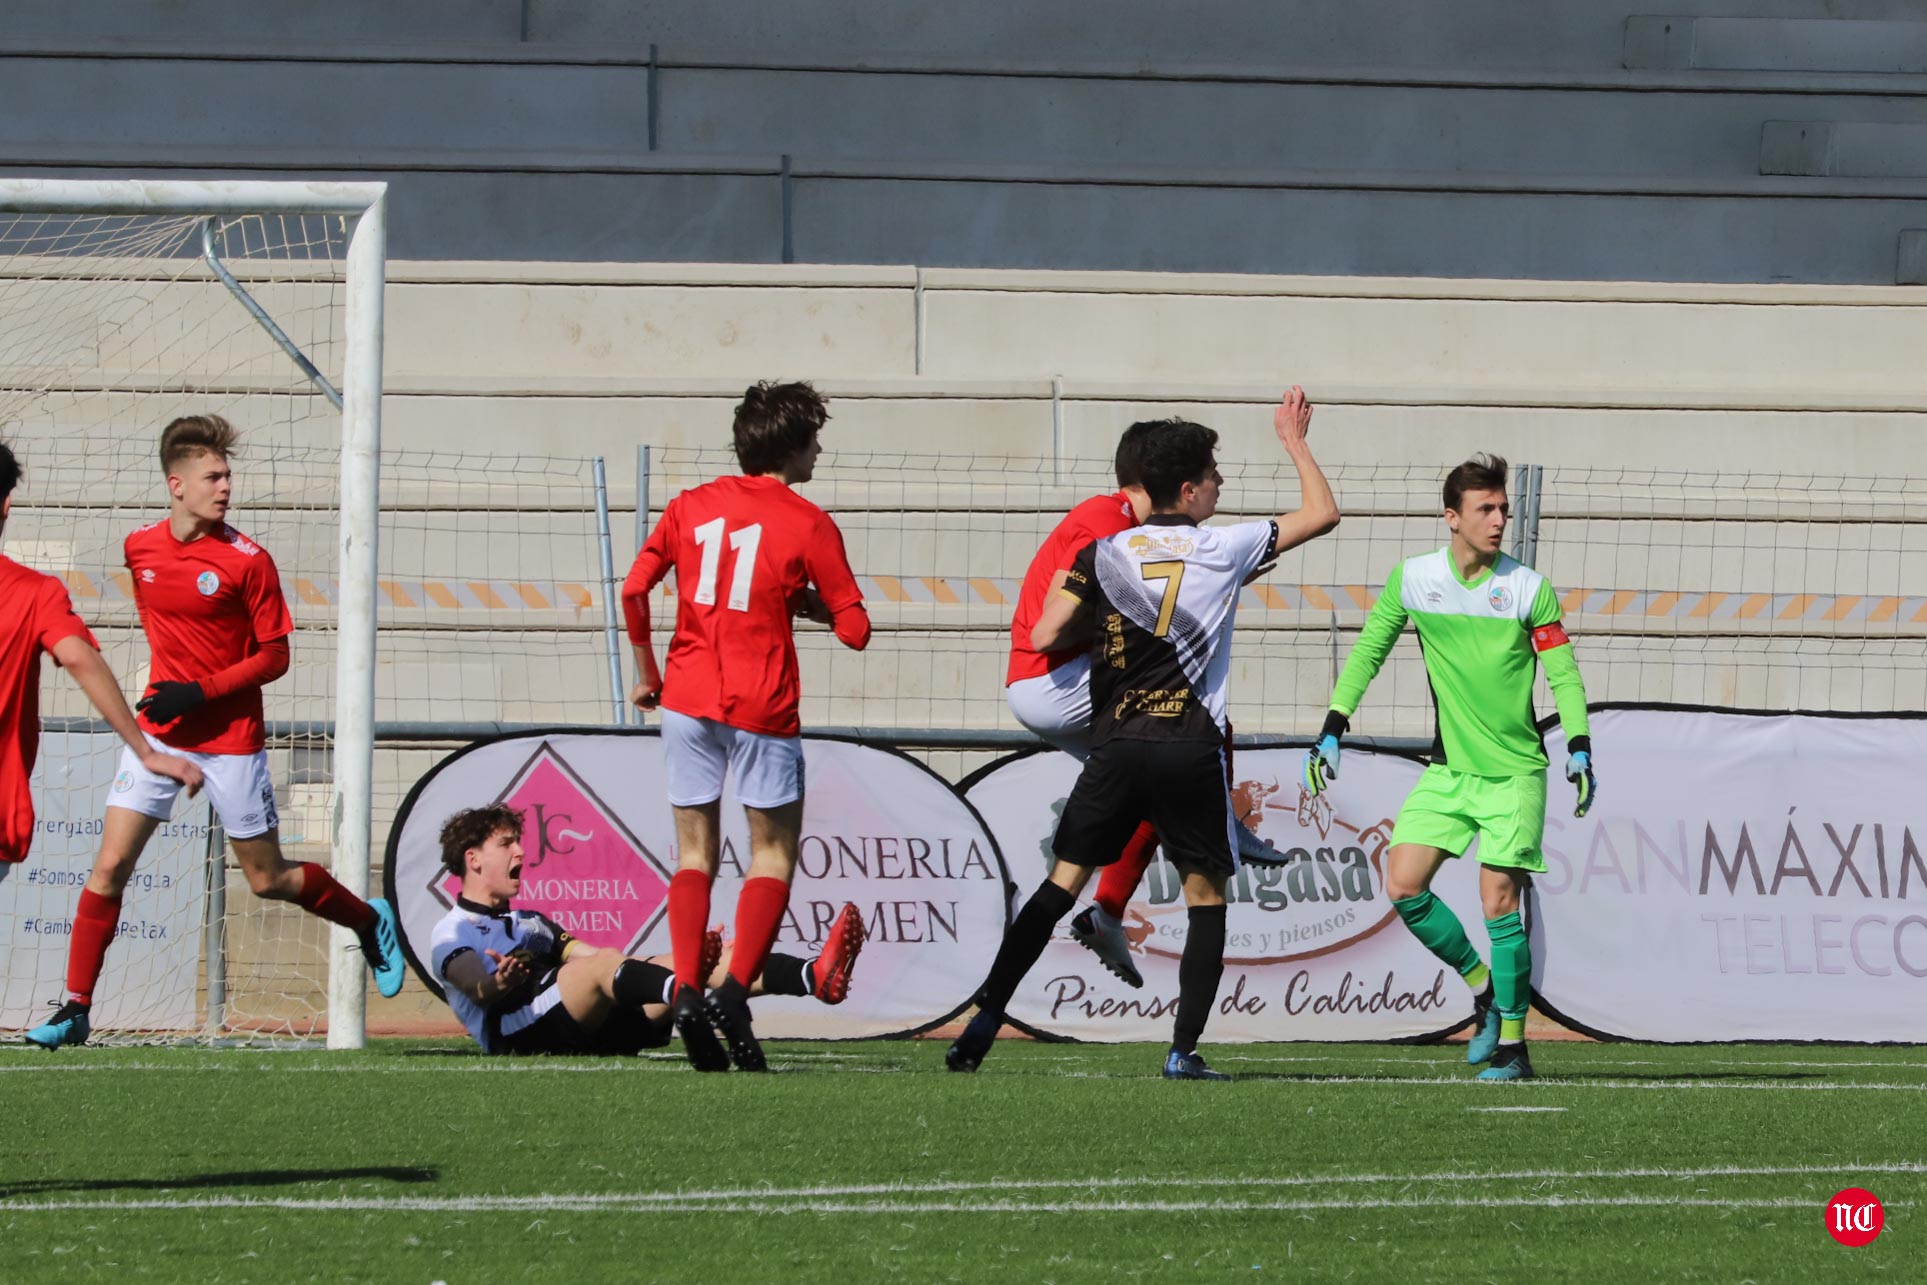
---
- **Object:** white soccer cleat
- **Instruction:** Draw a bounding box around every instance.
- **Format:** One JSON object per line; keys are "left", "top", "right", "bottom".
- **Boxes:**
{"left": 1069, "top": 906, "right": 1144, "bottom": 989}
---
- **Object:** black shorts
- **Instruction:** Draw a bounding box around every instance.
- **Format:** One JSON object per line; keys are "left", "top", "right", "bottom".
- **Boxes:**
{"left": 494, "top": 991, "right": 674, "bottom": 1057}
{"left": 1052, "top": 738, "right": 1235, "bottom": 878}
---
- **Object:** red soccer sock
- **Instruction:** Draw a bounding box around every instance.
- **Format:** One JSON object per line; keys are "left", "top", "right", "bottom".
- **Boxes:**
{"left": 293, "top": 863, "right": 377, "bottom": 935}
{"left": 726, "top": 876, "right": 792, "bottom": 990}
{"left": 1092, "top": 822, "right": 1159, "bottom": 920}
{"left": 668, "top": 869, "right": 714, "bottom": 992}
{"left": 66, "top": 888, "right": 122, "bottom": 1007}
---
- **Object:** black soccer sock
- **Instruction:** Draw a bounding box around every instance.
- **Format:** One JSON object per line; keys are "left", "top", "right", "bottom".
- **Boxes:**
{"left": 612, "top": 959, "right": 675, "bottom": 1011}
{"left": 1172, "top": 904, "right": 1228, "bottom": 1055}
{"left": 976, "top": 881, "right": 1077, "bottom": 1016}
{"left": 760, "top": 952, "right": 811, "bottom": 997}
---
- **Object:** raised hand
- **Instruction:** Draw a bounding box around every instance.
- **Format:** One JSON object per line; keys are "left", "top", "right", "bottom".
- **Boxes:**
{"left": 1274, "top": 385, "right": 1314, "bottom": 453}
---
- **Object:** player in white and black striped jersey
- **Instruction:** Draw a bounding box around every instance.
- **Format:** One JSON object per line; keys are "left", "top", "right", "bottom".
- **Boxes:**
{"left": 949, "top": 405, "right": 1339, "bottom": 1079}
{"left": 430, "top": 805, "right": 865, "bottom": 1058}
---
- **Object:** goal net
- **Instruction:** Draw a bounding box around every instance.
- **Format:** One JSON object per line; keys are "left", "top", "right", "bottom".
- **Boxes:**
{"left": 0, "top": 180, "right": 384, "bottom": 1046}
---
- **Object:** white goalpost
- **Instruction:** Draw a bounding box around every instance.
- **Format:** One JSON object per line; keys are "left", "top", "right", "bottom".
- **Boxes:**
{"left": 0, "top": 179, "right": 384, "bottom": 1048}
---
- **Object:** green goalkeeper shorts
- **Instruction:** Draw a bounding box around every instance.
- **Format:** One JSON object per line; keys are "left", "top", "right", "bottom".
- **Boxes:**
{"left": 1390, "top": 765, "right": 1548, "bottom": 873}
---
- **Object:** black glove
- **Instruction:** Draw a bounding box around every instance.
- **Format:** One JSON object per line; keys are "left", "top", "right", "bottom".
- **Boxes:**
{"left": 137, "top": 681, "right": 205, "bottom": 725}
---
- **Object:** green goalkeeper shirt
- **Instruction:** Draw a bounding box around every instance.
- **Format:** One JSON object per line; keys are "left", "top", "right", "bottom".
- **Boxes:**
{"left": 1328, "top": 548, "right": 1589, "bottom": 777}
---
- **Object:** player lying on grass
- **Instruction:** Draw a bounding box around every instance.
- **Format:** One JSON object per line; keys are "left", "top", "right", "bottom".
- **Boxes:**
{"left": 1302, "top": 453, "right": 1594, "bottom": 1083}
{"left": 951, "top": 410, "right": 1338, "bottom": 1080}
{"left": 431, "top": 805, "right": 866, "bottom": 1057}
{"left": 29, "top": 416, "right": 404, "bottom": 1051}
{"left": 623, "top": 380, "right": 870, "bottom": 1072}
{"left": 0, "top": 441, "right": 205, "bottom": 879}
{"left": 1006, "top": 391, "right": 1327, "bottom": 990}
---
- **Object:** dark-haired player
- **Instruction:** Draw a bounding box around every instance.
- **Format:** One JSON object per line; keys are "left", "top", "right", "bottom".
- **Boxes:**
{"left": 1302, "top": 453, "right": 1595, "bottom": 1082}
{"left": 28, "top": 415, "right": 405, "bottom": 1050}
{"left": 622, "top": 381, "right": 871, "bottom": 1071}
{"left": 429, "top": 806, "right": 865, "bottom": 1057}
{"left": 0, "top": 441, "right": 204, "bottom": 880}
{"left": 951, "top": 401, "right": 1338, "bottom": 1079}
{"left": 1007, "top": 396, "right": 1313, "bottom": 989}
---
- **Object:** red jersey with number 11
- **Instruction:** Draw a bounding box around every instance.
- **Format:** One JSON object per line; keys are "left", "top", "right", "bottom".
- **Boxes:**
{"left": 625, "top": 475, "right": 868, "bottom": 737}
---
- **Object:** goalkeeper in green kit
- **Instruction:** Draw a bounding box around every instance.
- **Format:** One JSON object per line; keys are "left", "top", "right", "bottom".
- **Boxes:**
{"left": 1302, "top": 454, "right": 1594, "bottom": 1082}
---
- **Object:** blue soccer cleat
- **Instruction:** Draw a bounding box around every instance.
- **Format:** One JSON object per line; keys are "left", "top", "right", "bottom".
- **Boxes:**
{"left": 361, "top": 899, "right": 408, "bottom": 999}
{"left": 1162, "top": 1048, "right": 1231, "bottom": 1081}
{"left": 946, "top": 1007, "right": 1002, "bottom": 1073}
{"left": 24, "top": 999, "right": 90, "bottom": 1050}
{"left": 1465, "top": 989, "right": 1501, "bottom": 1065}
{"left": 1477, "top": 1045, "right": 1536, "bottom": 1082}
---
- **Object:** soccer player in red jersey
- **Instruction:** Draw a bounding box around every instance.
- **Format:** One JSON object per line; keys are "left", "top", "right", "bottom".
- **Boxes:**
{"left": 0, "top": 442, "right": 203, "bottom": 877}
{"left": 622, "top": 381, "right": 871, "bottom": 1071}
{"left": 27, "top": 416, "right": 405, "bottom": 1050}
{"left": 1005, "top": 392, "right": 1323, "bottom": 989}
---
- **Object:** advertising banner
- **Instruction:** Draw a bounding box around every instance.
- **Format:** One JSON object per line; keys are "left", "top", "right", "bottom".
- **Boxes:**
{"left": 0, "top": 731, "right": 205, "bottom": 1031}
{"left": 1535, "top": 706, "right": 1927, "bottom": 1042}
{"left": 962, "top": 745, "right": 1492, "bottom": 1042}
{"left": 385, "top": 731, "right": 1011, "bottom": 1038}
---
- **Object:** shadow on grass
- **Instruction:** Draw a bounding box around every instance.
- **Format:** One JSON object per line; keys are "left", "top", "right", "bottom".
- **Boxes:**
{"left": 0, "top": 1166, "right": 437, "bottom": 1199}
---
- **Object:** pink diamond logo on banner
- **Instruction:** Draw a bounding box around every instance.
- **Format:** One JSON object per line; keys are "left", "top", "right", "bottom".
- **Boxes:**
{"left": 429, "top": 740, "right": 672, "bottom": 952}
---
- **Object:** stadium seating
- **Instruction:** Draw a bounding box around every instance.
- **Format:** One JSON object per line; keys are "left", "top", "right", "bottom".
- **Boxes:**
{"left": 3, "top": 2, "right": 1927, "bottom": 280}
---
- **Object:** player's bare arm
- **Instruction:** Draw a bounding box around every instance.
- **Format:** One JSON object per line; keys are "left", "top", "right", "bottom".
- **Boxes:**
{"left": 1268, "top": 385, "right": 1340, "bottom": 554}
{"left": 50, "top": 635, "right": 203, "bottom": 797}
{"left": 621, "top": 540, "right": 667, "bottom": 711}
{"left": 1029, "top": 586, "right": 1091, "bottom": 653}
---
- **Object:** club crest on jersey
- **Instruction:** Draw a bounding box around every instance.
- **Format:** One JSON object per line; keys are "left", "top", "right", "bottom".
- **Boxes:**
{"left": 196, "top": 571, "right": 220, "bottom": 596}
{"left": 1487, "top": 584, "right": 1513, "bottom": 612}
{"left": 1127, "top": 531, "right": 1195, "bottom": 558}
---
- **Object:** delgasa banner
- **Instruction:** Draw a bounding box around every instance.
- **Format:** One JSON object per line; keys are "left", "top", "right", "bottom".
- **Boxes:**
{"left": 384, "top": 731, "right": 1013, "bottom": 1038}
{"left": 1535, "top": 705, "right": 1927, "bottom": 1042}
{"left": 963, "top": 745, "right": 1492, "bottom": 1042}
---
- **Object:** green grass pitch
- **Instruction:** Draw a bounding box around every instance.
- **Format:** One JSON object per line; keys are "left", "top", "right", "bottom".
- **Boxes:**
{"left": 0, "top": 1039, "right": 1917, "bottom": 1281}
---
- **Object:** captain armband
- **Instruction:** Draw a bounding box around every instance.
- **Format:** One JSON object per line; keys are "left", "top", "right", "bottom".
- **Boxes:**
{"left": 1530, "top": 623, "right": 1570, "bottom": 653}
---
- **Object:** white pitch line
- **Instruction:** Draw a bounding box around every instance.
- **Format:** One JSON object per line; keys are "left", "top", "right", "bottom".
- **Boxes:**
{"left": 10, "top": 1161, "right": 1910, "bottom": 1215}
{"left": 1467, "top": 1106, "right": 1568, "bottom": 1113}
{"left": 497, "top": 1159, "right": 1927, "bottom": 1204}
{"left": 0, "top": 1194, "right": 1889, "bottom": 1216}
{"left": 0, "top": 1061, "right": 1923, "bottom": 1092}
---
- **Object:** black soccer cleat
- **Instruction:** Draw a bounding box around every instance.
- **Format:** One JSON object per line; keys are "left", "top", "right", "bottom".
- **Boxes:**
{"left": 945, "top": 1007, "right": 1002, "bottom": 1073}
{"left": 1477, "top": 1043, "right": 1536, "bottom": 1082}
{"left": 673, "top": 985, "right": 730, "bottom": 1072}
{"left": 703, "top": 985, "right": 768, "bottom": 1072}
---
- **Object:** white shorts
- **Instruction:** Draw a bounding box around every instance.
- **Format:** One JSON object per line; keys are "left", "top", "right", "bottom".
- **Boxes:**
{"left": 661, "top": 710, "right": 806, "bottom": 810}
{"left": 1006, "top": 653, "right": 1094, "bottom": 761}
{"left": 110, "top": 732, "right": 279, "bottom": 840}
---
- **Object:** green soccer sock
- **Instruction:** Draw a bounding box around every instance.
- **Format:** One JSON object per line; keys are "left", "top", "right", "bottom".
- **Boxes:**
{"left": 1486, "top": 910, "right": 1531, "bottom": 1041}
{"left": 1392, "top": 891, "right": 1483, "bottom": 980}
